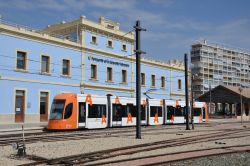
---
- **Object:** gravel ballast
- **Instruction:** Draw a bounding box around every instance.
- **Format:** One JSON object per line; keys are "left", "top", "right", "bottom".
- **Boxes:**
{"left": 0, "top": 121, "right": 249, "bottom": 165}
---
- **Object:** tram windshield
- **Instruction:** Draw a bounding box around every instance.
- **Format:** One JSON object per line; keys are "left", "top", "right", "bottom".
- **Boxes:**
{"left": 50, "top": 100, "right": 65, "bottom": 120}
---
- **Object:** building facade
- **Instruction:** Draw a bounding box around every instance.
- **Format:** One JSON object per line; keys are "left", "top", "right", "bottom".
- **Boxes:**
{"left": 0, "top": 16, "right": 185, "bottom": 124}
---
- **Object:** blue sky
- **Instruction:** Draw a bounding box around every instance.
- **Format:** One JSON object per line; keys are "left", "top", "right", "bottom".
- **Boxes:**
{"left": 1, "top": 0, "right": 250, "bottom": 61}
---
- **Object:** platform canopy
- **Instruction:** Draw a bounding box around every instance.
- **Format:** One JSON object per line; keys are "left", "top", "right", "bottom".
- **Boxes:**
{"left": 197, "top": 85, "right": 250, "bottom": 104}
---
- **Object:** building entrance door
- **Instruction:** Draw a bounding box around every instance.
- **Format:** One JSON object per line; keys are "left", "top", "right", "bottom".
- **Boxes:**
{"left": 40, "top": 92, "right": 49, "bottom": 122}
{"left": 15, "top": 90, "right": 25, "bottom": 123}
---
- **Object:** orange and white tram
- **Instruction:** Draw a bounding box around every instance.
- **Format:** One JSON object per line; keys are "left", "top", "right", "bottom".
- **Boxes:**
{"left": 48, "top": 93, "right": 208, "bottom": 130}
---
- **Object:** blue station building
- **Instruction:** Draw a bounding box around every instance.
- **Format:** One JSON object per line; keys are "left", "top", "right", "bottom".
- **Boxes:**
{"left": 0, "top": 16, "right": 185, "bottom": 124}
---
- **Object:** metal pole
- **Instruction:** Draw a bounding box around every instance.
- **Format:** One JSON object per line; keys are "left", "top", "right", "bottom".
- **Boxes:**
{"left": 134, "top": 20, "right": 146, "bottom": 139}
{"left": 240, "top": 89, "right": 243, "bottom": 124}
{"left": 209, "top": 82, "right": 211, "bottom": 115}
{"left": 184, "top": 53, "right": 190, "bottom": 130}
{"left": 191, "top": 74, "right": 194, "bottom": 130}
{"left": 238, "top": 87, "right": 243, "bottom": 125}
{"left": 22, "top": 124, "right": 26, "bottom": 156}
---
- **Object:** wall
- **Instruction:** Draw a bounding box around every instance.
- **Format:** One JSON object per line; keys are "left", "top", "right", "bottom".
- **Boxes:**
{"left": 0, "top": 34, "right": 81, "bottom": 123}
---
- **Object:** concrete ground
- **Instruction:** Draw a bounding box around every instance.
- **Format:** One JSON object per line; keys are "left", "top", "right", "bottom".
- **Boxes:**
{"left": 0, "top": 122, "right": 47, "bottom": 132}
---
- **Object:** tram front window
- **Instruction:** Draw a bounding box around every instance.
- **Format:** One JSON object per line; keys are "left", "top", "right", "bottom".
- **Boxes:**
{"left": 50, "top": 100, "right": 65, "bottom": 120}
{"left": 193, "top": 108, "right": 202, "bottom": 116}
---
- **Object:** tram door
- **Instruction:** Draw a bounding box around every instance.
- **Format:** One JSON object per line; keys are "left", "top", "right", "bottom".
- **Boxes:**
{"left": 78, "top": 102, "right": 86, "bottom": 128}
{"left": 166, "top": 106, "right": 175, "bottom": 123}
{"left": 141, "top": 105, "right": 146, "bottom": 125}
{"left": 202, "top": 107, "right": 206, "bottom": 121}
{"left": 112, "top": 104, "right": 122, "bottom": 126}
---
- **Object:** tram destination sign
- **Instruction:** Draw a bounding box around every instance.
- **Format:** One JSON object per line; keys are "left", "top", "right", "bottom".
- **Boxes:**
{"left": 88, "top": 55, "right": 130, "bottom": 67}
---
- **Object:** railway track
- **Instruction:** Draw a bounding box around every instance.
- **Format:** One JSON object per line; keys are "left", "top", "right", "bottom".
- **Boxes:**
{"left": 0, "top": 124, "right": 215, "bottom": 146}
{"left": 19, "top": 127, "right": 250, "bottom": 166}
{"left": 95, "top": 145, "right": 250, "bottom": 166}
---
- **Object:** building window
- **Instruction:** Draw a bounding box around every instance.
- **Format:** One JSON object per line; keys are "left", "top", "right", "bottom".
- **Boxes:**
{"left": 16, "top": 51, "right": 27, "bottom": 70}
{"left": 108, "top": 40, "right": 113, "bottom": 48}
{"left": 141, "top": 73, "right": 145, "bottom": 86}
{"left": 161, "top": 76, "right": 165, "bottom": 88}
{"left": 122, "top": 44, "right": 127, "bottom": 51}
{"left": 107, "top": 67, "right": 113, "bottom": 82}
{"left": 62, "top": 59, "right": 70, "bottom": 76}
{"left": 91, "top": 64, "right": 97, "bottom": 79}
{"left": 121, "top": 70, "right": 127, "bottom": 83}
{"left": 91, "top": 36, "right": 97, "bottom": 44}
{"left": 178, "top": 79, "right": 182, "bottom": 90}
{"left": 41, "top": 55, "right": 50, "bottom": 73}
{"left": 151, "top": 75, "right": 155, "bottom": 87}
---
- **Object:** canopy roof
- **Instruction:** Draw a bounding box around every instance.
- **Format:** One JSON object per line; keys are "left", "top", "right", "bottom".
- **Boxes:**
{"left": 197, "top": 85, "right": 250, "bottom": 104}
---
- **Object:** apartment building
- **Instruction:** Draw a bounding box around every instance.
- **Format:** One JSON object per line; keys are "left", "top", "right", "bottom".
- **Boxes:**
{"left": 191, "top": 40, "right": 250, "bottom": 99}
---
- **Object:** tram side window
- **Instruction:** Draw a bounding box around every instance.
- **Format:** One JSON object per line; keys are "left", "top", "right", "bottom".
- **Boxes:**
{"left": 141, "top": 105, "right": 146, "bottom": 120}
{"left": 127, "top": 104, "right": 137, "bottom": 117}
{"left": 175, "top": 106, "right": 184, "bottom": 117}
{"left": 131, "top": 105, "right": 137, "bottom": 117}
{"left": 121, "top": 105, "right": 128, "bottom": 117}
{"left": 193, "top": 108, "right": 202, "bottom": 116}
{"left": 122, "top": 104, "right": 136, "bottom": 117}
{"left": 150, "top": 106, "right": 162, "bottom": 117}
{"left": 64, "top": 103, "right": 73, "bottom": 119}
{"left": 167, "top": 106, "right": 175, "bottom": 119}
{"left": 88, "top": 104, "right": 106, "bottom": 118}
{"left": 112, "top": 104, "right": 122, "bottom": 121}
{"left": 50, "top": 100, "right": 65, "bottom": 120}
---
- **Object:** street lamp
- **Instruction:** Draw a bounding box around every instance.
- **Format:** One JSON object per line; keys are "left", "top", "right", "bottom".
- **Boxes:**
{"left": 238, "top": 87, "right": 243, "bottom": 124}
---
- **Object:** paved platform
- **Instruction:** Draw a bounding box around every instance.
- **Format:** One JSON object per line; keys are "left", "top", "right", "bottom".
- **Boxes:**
{"left": 0, "top": 122, "right": 47, "bottom": 132}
